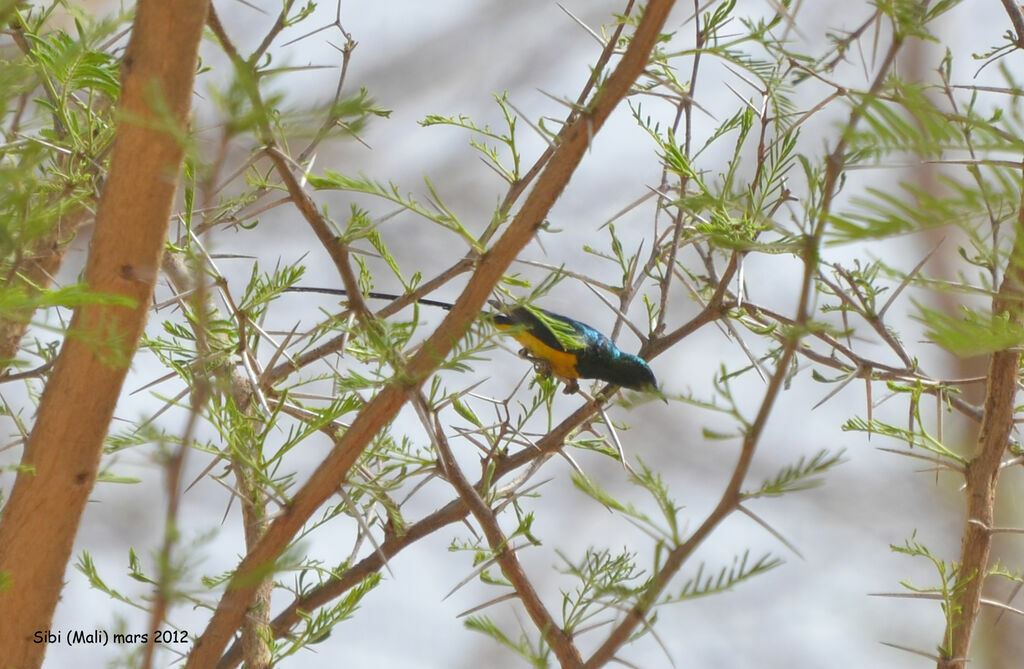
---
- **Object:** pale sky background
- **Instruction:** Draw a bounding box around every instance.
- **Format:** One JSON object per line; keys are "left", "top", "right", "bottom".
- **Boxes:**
{"left": 8, "top": 1, "right": 1024, "bottom": 668}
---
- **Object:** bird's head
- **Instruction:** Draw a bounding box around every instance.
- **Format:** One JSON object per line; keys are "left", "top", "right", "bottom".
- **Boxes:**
{"left": 605, "top": 353, "right": 660, "bottom": 393}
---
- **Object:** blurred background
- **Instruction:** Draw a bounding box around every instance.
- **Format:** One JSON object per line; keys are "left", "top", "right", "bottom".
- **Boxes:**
{"left": 10, "top": 0, "right": 1024, "bottom": 667}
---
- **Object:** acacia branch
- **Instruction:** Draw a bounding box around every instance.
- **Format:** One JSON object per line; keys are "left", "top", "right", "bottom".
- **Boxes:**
{"left": 944, "top": 176, "right": 1024, "bottom": 666}
{"left": 0, "top": 1, "right": 209, "bottom": 666}
{"left": 264, "top": 145, "right": 374, "bottom": 324}
{"left": 185, "top": 3, "right": 679, "bottom": 665}
{"left": 584, "top": 22, "right": 908, "bottom": 669}
{"left": 415, "top": 391, "right": 583, "bottom": 667}
{"left": 217, "top": 293, "right": 725, "bottom": 668}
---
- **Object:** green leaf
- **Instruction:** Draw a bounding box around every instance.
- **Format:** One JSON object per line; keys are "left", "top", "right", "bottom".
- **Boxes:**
{"left": 915, "top": 303, "right": 1024, "bottom": 357}
{"left": 743, "top": 449, "right": 846, "bottom": 498}
{"left": 676, "top": 551, "right": 783, "bottom": 601}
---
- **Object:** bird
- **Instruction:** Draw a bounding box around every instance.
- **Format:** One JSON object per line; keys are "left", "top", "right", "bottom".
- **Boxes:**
{"left": 489, "top": 301, "right": 658, "bottom": 394}
{"left": 285, "top": 286, "right": 660, "bottom": 395}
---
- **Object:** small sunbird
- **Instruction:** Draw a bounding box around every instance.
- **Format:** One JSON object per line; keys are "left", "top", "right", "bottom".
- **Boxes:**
{"left": 286, "top": 287, "right": 660, "bottom": 395}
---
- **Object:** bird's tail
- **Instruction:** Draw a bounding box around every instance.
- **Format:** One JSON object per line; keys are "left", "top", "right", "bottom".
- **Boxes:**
{"left": 284, "top": 286, "right": 457, "bottom": 311}
{"left": 285, "top": 287, "right": 524, "bottom": 326}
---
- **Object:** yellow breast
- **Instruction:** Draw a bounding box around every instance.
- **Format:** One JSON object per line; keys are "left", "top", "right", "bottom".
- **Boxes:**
{"left": 509, "top": 331, "right": 581, "bottom": 379}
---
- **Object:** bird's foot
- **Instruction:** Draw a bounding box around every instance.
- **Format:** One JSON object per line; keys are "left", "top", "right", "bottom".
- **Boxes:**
{"left": 520, "top": 350, "right": 552, "bottom": 375}
{"left": 518, "top": 348, "right": 578, "bottom": 394}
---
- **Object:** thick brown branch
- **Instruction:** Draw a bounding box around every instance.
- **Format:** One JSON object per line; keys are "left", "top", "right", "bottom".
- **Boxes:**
{"left": 944, "top": 181, "right": 1024, "bottom": 667}
{"left": 0, "top": 1, "right": 209, "bottom": 666}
